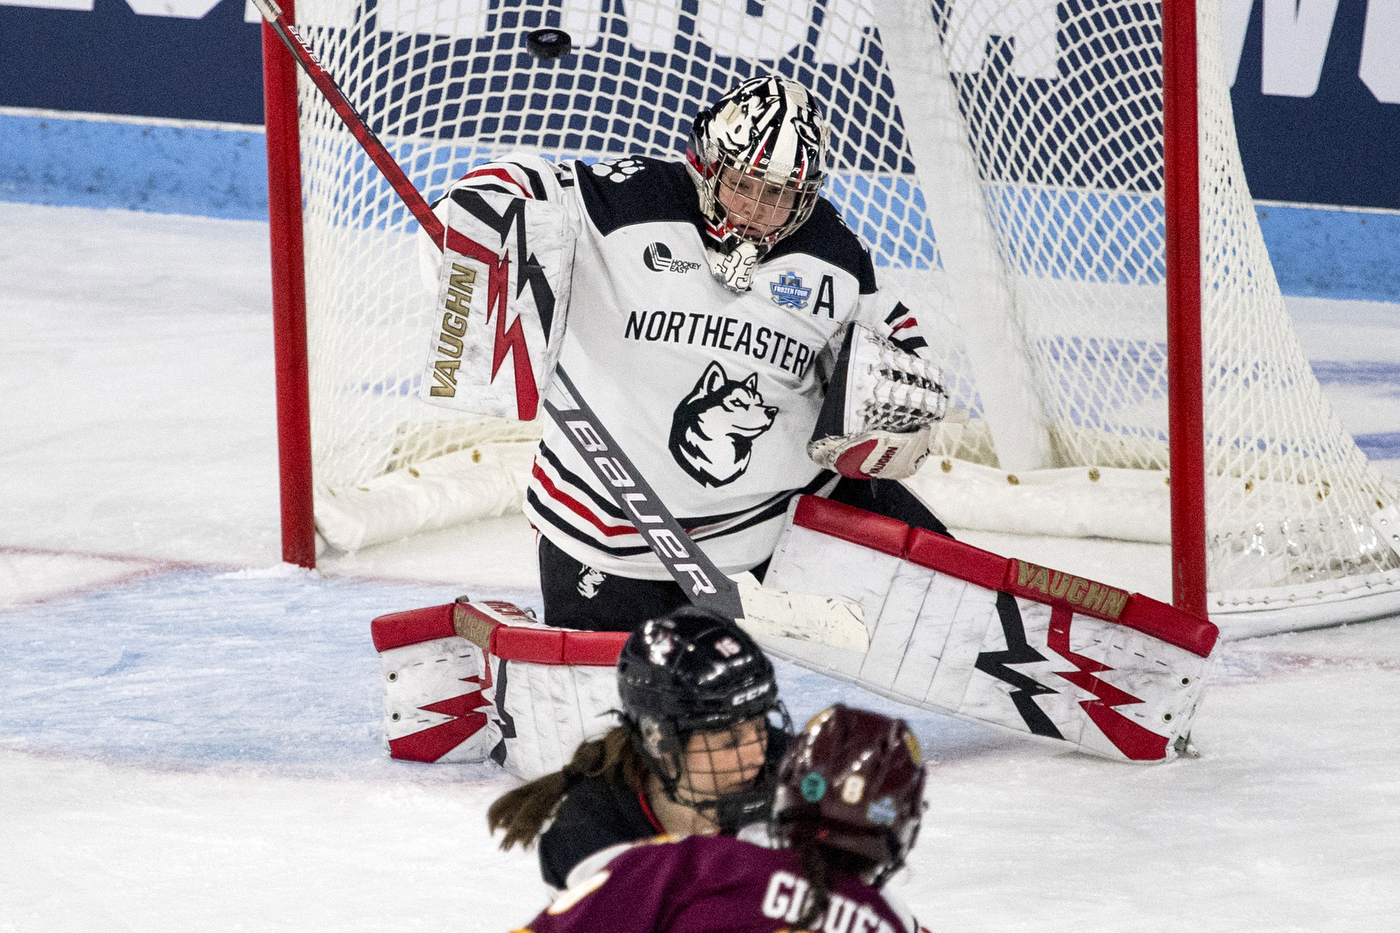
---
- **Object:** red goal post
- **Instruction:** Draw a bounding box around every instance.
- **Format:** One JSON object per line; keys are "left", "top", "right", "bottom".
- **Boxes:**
{"left": 1162, "top": 0, "right": 1206, "bottom": 619}
{"left": 261, "top": 0, "right": 1400, "bottom": 637}
{"left": 262, "top": 0, "right": 315, "bottom": 570}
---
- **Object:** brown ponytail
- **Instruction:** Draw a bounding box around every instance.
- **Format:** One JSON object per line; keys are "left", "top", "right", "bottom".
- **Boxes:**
{"left": 793, "top": 839, "right": 833, "bottom": 931}
{"left": 486, "top": 726, "right": 650, "bottom": 850}
{"left": 791, "top": 836, "right": 882, "bottom": 930}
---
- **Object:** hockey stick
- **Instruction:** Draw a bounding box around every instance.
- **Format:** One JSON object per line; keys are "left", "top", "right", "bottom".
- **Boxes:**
{"left": 250, "top": 0, "right": 445, "bottom": 245}
{"left": 545, "top": 369, "right": 744, "bottom": 619}
{"left": 545, "top": 368, "right": 868, "bottom": 651}
{"left": 253, "top": 0, "right": 867, "bottom": 651}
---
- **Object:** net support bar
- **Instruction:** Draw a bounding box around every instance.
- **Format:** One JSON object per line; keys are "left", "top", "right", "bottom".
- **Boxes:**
{"left": 1163, "top": 0, "right": 1207, "bottom": 618}
{"left": 263, "top": 2, "right": 317, "bottom": 569}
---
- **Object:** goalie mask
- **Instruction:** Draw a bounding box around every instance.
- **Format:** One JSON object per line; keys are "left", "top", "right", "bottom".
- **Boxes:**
{"left": 686, "top": 75, "right": 831, "bottom": 292}
{"left": 773, "top": 704, "right": 927, "bottom": 887}
{"left": 617, "top": 605, "right": 790, "bottom": 833}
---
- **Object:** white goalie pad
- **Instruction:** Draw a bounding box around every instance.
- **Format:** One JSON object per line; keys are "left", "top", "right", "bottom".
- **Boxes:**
{"left": 762, "top": 497, "right": 1219, "bottom": 762}
{"left": 420, "top": 187, "right": 573, "bottom": 421}
{"left": 372, "top": 602, "right": 497, "bottom": 764}
{"left": 372, "top": 600, "right": 628, "bottom": 781}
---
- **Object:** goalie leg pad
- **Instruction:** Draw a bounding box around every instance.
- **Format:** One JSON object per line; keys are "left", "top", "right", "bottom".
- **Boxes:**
{"left": 480, "top": 657, "right": 622, "bottom": 782}
{"left": 761, "top": 497, "right": 1218, "bottom": 762}
{"left": 372, "top": 601, "right": 630, "bottom": 778}
{"left": 373, "top": 604, "right": 498, "bottom": 764}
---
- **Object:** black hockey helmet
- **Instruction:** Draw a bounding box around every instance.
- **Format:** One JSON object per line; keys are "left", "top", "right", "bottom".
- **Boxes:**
{"left": 617, "top": 605, "right": 788, "bottom": 831}
{"left": 773, "top": 704, "right": 927, "bottom": 886}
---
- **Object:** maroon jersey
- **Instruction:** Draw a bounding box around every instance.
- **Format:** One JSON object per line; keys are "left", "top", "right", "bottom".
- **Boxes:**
{"left": 518, "top": 834, "right": 917, "bottom": 933}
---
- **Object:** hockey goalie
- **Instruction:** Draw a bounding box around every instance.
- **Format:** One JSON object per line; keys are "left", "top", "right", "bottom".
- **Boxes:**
{"left": 388, "top": 73, "right": 1217, "bottom": 776}
{"left": 419, "top": 74, "right": 956, "bottom": 634}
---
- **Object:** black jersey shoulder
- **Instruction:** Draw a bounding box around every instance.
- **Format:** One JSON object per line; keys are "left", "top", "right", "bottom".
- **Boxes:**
{"left": 574, "top": 158, "right": 876, "bottom": 293}
{"left": 766, "top": 197, "right": 878, "bottom": 295}
{"left": 573, "top": 157, "right": 702, "bottom": 237}
{"left": 538, "top": 773, "right": 660, "bottom": 889}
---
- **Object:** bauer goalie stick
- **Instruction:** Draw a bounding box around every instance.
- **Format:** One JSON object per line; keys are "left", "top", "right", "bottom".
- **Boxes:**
{"left": 544, "top": 368, "right": 868, "bottom": 651}
{"left": 252, "top": 0, "right": 868, "bottom": 651}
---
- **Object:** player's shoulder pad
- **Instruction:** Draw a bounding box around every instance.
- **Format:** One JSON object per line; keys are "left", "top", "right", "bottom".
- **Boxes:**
{"left": 573, "top": 157, "right": 700, "bottom": 236}
{"left": 769, "top": 197, "right": 878, "bottom": 295}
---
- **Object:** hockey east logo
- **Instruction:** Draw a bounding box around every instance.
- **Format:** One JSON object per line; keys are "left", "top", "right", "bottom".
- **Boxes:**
{"left": 669, "top": 361, "right": 778, "bottom": 487}
{"left": 642, "top": 242, "right": 701, "bottom": 274}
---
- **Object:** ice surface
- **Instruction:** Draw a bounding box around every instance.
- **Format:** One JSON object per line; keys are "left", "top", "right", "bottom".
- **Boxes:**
{"left": 3, "top": 202, "right": 1400, "bottom": 932}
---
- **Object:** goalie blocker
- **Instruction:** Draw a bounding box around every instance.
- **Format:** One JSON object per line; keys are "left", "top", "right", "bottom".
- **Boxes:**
{"left": 420, "top": 181, "right": 573, "bottom": 421}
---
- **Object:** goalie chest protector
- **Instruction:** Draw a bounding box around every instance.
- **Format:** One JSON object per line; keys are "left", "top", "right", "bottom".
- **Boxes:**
{"left": 510, "top": 157, "right": 890, "bottom": 580}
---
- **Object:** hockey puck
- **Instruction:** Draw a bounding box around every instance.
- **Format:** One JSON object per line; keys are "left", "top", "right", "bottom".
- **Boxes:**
{"left": 525, "top": 28, "right": 572, "bottom": 61}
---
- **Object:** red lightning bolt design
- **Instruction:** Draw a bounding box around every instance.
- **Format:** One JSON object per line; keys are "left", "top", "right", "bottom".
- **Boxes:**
{"left": 445, "top": 228, "right": 539, "bottom": 420}
{"left": 1047, "top": 606, "right": 1169, "bottom": 761}
{"left": 387, "top": 666, "right": 491, "bottom": 763}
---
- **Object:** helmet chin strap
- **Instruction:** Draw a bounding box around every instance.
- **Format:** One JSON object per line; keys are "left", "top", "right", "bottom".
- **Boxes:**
{"left": 705, "top": 239, "right": 769, "bottom": 293}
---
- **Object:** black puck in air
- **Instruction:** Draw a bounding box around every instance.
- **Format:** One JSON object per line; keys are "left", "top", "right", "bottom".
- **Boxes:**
{"left": 526, "top": 28, "right": 572, "bottom": 61}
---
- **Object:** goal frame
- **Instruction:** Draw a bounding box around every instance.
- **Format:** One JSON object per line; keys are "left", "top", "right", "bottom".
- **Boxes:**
{"left": 262, "top": 5, "right": 316, "bottom": 571}
{"left": 260, "top": 0, "right": 1211, "bottom": 617}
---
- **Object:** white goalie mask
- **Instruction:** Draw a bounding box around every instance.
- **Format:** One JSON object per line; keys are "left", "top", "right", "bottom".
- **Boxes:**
{"left": 686, "top": 75, "right": 831, "bottom": 291}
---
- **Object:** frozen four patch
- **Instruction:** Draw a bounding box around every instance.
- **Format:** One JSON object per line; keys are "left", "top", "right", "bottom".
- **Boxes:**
{"left": 770, "top": 271, "right": 811, "bottom": 309}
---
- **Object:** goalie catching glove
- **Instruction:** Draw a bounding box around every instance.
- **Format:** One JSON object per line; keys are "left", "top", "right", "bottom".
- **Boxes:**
{"left": 808, "top": 322, "right": 950, "bottom": 480}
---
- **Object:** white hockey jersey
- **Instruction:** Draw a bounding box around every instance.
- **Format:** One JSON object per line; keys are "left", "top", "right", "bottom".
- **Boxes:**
{"left": 438, "top": 154, "right": 930, "bottom": 580}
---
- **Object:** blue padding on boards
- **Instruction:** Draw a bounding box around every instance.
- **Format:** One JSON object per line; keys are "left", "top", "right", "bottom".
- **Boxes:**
{"left": 2, "top": 111, "right": 1399, "bottom": 302}
{"left": 0, "top": 112, "right": 268, "bottom": 220}
{"left": 1257, "top": 204, "right": 1400, "bottom": 302}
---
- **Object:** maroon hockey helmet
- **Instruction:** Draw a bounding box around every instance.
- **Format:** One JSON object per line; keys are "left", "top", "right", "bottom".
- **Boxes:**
{"left": 773, "top": 704, "right": 926, "bottom": 884}
{"left": 686, "top": 74, "right": 830, "bottom": 249}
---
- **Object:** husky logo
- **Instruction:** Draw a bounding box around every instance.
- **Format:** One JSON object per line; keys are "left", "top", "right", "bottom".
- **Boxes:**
{"left": 642, "top": 242, "right": 701, "bottom": 274}
{"left": 669, "top": 362, "right": 778, "bottom": 487}
{"left": 577, "top": 566, "right": 606, "bottom": 599}
{"left": 770, "top": 271, "right": 811, "bottom": 309}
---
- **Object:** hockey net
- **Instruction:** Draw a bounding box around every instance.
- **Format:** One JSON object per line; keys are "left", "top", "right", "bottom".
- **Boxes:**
{"left": 279, "top": 0, "right": 1400, "bottom": 632}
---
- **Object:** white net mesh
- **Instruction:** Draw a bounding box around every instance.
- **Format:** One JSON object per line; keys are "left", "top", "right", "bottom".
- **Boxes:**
{"left": 287, "top": 0, "right": 1399, "bottom": 619}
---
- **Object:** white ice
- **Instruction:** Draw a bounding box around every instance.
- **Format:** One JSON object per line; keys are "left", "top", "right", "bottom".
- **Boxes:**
{"left": 2, "top": 202, "right": 1399, "bottom": 932}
